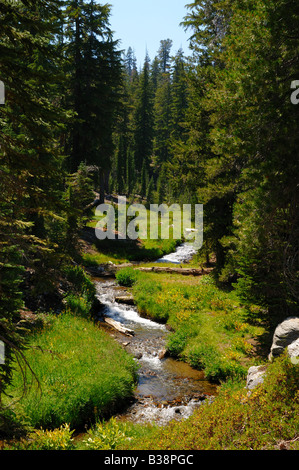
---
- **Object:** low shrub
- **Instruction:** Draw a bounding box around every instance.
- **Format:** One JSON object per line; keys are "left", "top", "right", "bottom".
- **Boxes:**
{"left": 63, "top": 264, "right": 96, "bottom": 302}
{"left": 82, "top": 417, "right": 129, "bottom": 450}
{"left": 63, "top": 292, "right": 92, "bottom": 318}
{"left": 2, "top": 424, "right": 75, "bottom": 450}
{"left": 80, "top": 417, "right": 158, "bottom": 451}
{"left": 116, "top": 267, "right": 138, "bottom": 287}
{"left": 29, "top": 424, "right": 75, "bottom": 450}
{"left": 185, "top": 343, "right": 247, "bottom": 382}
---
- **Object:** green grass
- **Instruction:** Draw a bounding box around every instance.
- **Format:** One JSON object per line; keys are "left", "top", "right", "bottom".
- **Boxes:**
{"left": 6, "top": 312, "right": 138, "bottom": 431}
{"left": 5, "top": 355, "right": 298, "bottom": 450}
{"left": 82, "top": 204, "right": 182, "bottom": 265}
{"left": 115, "top": 267, "right": 139, "bottom": 287}
{"left": 129, "top": 270, "right": 266, "bottom": 382}
{"left": 81, "top": 237, "right": 180, "bottom": 266}
{"left": 81, "top": 248, "right": 129, "bottom": 265}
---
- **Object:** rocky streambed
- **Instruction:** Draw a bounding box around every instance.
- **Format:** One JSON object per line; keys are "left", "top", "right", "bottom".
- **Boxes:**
{"left": 94, "top": 279, "right": 216, "bottom": 426}
{"left": 93, "top": 243, "right": 217, "bottom": 426}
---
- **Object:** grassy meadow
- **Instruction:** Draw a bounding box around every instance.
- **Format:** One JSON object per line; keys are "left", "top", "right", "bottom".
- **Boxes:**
{"left": 82, "top": 203, "right": 186, "bottom": 265}
{"left": 117, "top": 268, "right": 266, "bottom": 383}
{"left": 1, "top": 262, "right": 138, "bottom": 448}
{"left": 4, "top": 312, "right": 138, "bottom": 433}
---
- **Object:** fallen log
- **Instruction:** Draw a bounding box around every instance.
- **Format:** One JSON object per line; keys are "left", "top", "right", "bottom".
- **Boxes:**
{"left": 115, "top": 295, "right": 135, "bottom": 305}
{"left": 135, "top": 267, "right": 213, "bottom": 276}
{"left": 92, "top": 263, "right": 213, "bottom": 278}
{"left": 103, "top": 317, "right": 134, "bottom": 336}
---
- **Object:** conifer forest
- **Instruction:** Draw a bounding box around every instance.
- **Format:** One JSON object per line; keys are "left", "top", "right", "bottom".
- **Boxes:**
{"left": 0, "top": 0, "right": 298, "bottom": 453}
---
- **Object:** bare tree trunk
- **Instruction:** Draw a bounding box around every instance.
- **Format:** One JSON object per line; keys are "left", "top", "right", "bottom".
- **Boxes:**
{"left": 99, "top": 169, "right": 105, "bottom": 204}
{"left": 104, "top": 169, "right": 110, "bottom": 194}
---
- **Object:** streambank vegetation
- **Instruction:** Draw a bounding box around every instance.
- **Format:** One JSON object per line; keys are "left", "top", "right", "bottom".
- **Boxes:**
{"left": 1, "top": 0, "right": 298, "bottom": 452}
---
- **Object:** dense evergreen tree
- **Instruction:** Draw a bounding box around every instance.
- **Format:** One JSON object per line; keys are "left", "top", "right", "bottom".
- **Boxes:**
{"left": 112, "top": 48, "right": 138, "bottom": 195}
{"left": 157, "top": 39, "right": 173, "bottom": 74}
{"left": 182, "top": 0, "right": 299, "bottom": 323}
{"left": 150, "top": 56, "right": 162, "bottom": 94}
{"left": 153, "top": 71, "right": 172, "bottom": 168}
{"left": 133, "top": 53, "right": 154, "bottom": 174}
{"left": 0, "top": 0, "right": 67, "bottom": 402}
{"left": 63, "top": 0, "right": 122, "bottom": 200}
{"left": 0, "top": 0, "right": 123, "bottom": 405}
{"left": 124, "top": 46, "right": 138, "bottom": 81}
{"left": 170, "top": 48, "right": 188, "bottom": 141}
{"left": 216, "top": 0, "right": 299, "bottom": 323}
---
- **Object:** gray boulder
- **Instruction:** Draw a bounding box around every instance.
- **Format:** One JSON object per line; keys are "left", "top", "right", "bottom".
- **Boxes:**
{"left": 269, "top": 317, "right": 299, "bottom": 361}
{"left": 287, "top": 338, "right": 299, "bottom": 364}
{"left": 245, "top": 317, "right": 299, "bottom": 392}
{"left": 246, "top": 365, "right": 267, "bottom": 390}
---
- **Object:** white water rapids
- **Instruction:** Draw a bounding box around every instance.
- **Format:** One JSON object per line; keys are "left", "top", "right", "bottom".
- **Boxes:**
{"left": 156, "top": 242, "right": 197, "bottom": 264}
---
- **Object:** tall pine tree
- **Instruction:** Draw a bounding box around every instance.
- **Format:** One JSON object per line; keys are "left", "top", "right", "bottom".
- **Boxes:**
{"left": 63, "top": 0, "right": 122, "bottom": 201}
{"left": 133, "top": 53, "right": 154, "bottom": 175}
{"left": 0, "top": 0, "right": 67, "bottom": 404}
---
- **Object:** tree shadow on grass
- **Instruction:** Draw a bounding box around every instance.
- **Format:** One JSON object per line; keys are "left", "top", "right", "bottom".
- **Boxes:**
{"left": 80, "top": 226, "right": 177, "bottom": 262}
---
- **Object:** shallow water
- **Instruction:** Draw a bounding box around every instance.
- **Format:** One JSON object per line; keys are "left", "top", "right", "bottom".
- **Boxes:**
{"left": 156, "top": 242, "right": 197, "bottom": 264}
{"left": 94, "top": 243, "right": 217, "bottom": 425}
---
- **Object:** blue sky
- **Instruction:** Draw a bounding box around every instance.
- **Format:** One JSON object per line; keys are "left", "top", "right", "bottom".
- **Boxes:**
{"left": 107, "top": 0, "right": 191, "bottom": 67}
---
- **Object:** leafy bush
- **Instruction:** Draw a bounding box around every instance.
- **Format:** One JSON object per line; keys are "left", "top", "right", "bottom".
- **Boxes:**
{"left": 63, "top": 293, "right": 92, "bottom": 318}
{"left": 81, "top": 416, "right": 158, "bottom": 451}
{"left": 31, "top": 424, "right": 74, "bottom": 450}
{"left": 186, "top": 343, "right": 246, "bottom": 382}
{"left": 63, "top": 264, "right": 96, "bottom": 301}
{"left": 116, "top": 267, "right": 138, "bottom": 287}
{"left": 28, "top": 424, "right": 74, "bottom": 450}
{"left": 2, "top": 423, "right": 75, "bottom": 450}
{"left": 83, "top": 417, "right": 129, "bottom": 450}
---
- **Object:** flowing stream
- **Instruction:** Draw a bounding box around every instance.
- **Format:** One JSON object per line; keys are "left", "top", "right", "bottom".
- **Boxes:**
{"left": 156, "top": 242, "right": 197, "bottom": 264}
{"left": 94, "top": 243, "right": 217, "bottom": 426}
